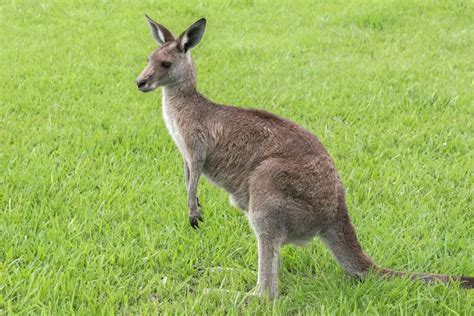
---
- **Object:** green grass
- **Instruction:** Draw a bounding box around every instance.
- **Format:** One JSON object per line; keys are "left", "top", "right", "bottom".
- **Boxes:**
{"left": 1, "top": 0, "right": 473, "bottom": 314}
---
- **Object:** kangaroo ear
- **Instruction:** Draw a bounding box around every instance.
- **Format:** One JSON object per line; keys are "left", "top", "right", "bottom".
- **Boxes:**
{"left": 178, "top": 18, "right": 206, "bottom": 53}
{"left": 145, "top": 14, "right": 175, "bottom": 45}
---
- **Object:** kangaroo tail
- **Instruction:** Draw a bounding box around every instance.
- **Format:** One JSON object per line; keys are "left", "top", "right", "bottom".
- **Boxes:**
{"left": 320, "top": 201, "right": 473, "bottom": 289}
{"left": 374, "top": 267, "right": 474, "bottom": 289}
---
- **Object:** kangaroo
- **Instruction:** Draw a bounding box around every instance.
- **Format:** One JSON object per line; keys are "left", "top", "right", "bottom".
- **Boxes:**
{"left": 135, "top": 16, "right": 474, "bottom": 298}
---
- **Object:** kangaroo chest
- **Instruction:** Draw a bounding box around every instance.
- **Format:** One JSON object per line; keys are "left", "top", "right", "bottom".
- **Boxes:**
{"left": 162, "top": 96, "right": 189, "bottom": 160}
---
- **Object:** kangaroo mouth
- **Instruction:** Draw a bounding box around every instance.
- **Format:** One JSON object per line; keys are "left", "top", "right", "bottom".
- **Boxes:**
{"left": 137, "top": 82, "right": 158, "bottom": 93}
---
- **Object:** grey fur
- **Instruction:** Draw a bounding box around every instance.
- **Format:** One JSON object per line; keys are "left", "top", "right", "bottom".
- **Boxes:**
{"left": 136, "top": 17, "right": 474, "bottom": 298}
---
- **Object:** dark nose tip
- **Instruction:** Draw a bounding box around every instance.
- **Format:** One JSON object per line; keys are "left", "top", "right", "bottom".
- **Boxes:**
{"left": 136, "top": 78, "right": 147, "bottom": 89}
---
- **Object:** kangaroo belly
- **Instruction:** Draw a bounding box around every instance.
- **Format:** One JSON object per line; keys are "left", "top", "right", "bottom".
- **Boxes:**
{"left": 202, "top": 165, "right": 251, "bottom": 210}
{"left": 202, "top": 168, "right": 246, "bottom": 194}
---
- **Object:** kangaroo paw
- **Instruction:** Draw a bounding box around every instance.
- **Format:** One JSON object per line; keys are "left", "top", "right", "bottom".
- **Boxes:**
{"left": 189, "top": 207, "right": 204, "bottom": 229}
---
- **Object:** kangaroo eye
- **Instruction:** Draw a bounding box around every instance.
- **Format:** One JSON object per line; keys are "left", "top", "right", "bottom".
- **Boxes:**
{"left": 161, "top": 61, "right": 172, "bottom": 69}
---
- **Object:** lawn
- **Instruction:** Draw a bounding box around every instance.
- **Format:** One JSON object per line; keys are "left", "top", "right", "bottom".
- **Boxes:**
{"left": 1, "top": 0, "right": 473, "bottom": 314}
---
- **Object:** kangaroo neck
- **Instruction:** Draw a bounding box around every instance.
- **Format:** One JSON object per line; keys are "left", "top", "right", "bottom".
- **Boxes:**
{"left": 162, "top": 81, "right": 200, "bottom": 110}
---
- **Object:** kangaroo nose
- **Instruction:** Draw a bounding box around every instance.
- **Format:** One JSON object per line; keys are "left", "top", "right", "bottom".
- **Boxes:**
{"left": 136, "top": 78, "right": 147, "bottom": 89}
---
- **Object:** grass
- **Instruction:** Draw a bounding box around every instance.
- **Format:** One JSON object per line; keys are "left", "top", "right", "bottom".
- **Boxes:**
{"left": 1, "top": 0, "right": 473, "bottom": 314}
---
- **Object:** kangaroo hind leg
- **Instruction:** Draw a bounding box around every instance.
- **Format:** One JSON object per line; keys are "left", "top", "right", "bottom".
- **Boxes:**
{"left": 248, "top": 212, "right": 284, "bottom": 299}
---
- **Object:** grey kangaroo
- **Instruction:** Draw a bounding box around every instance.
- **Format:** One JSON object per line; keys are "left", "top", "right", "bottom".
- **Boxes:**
{"left": 136, "top": 16, "right": 473, "bottom": 298}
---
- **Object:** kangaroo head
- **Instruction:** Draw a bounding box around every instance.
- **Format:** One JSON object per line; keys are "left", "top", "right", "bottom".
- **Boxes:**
{"left": 136, "top": 15, "right": 206, "bottom": 92}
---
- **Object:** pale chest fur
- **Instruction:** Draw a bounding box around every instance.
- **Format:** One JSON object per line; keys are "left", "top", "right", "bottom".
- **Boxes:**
{"left": 162, "top": 93, "right": 189, "bottom": 160}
